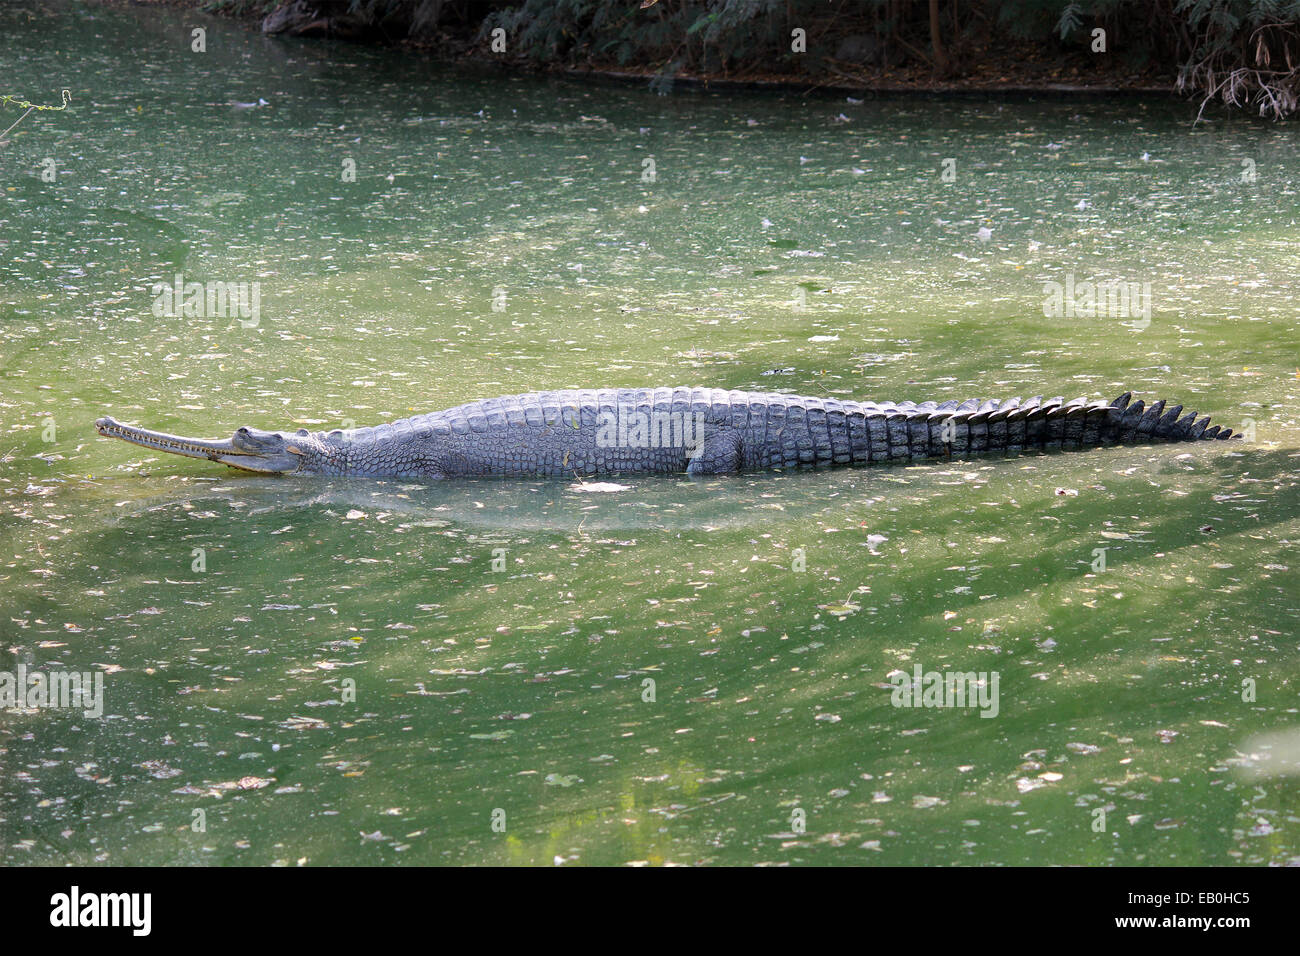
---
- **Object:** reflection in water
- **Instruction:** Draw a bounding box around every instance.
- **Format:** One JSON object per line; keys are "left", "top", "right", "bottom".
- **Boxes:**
{"left": 1237, "top": 728, "right": 1300, "bottom": 780}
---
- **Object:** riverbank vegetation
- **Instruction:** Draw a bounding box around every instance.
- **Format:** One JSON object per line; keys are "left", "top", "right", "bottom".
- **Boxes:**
{"left": 198, "top": 1, "right": 1300, "bottom": 118}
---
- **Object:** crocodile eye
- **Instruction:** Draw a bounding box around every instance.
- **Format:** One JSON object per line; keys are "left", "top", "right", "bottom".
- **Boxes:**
{"left": 237, "top": 427, "right": 250, "bottom": 436}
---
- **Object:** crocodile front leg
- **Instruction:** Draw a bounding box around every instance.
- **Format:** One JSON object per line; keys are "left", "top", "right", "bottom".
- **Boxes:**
{"left": 686, "top": 428, "right": 744, "bottom": 476}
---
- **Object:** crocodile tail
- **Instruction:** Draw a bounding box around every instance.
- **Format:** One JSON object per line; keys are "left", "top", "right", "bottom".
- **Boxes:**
{"left": 905, "top": 391, "right": 1236, "bottom": 461}
{"left": 1102, "top": 391, "right": 1235, "bottom": 444}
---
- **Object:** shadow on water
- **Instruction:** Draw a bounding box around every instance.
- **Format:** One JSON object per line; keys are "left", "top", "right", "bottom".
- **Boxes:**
{"left": 86, "top": 440, "right": 1295, "bottom": 532}
{"left": 92, "top": 470, "right": 859, "bottom": 533}
{"left": 2, "top": 444, "right": 1296, "bottom": 865}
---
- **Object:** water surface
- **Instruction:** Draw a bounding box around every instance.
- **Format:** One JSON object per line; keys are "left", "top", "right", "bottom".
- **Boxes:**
{"left": 2, "top": 2, "right": 1298, "bottom": 865}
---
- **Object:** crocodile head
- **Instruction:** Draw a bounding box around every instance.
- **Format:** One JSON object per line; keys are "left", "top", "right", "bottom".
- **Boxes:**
{"left": 95, "top": 417, "right": 312, "bottom": 474}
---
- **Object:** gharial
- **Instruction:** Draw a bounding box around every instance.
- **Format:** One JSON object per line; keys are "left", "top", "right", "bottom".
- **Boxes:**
{"left": 95, "top": 388, "right": 1236, "bottom": 480}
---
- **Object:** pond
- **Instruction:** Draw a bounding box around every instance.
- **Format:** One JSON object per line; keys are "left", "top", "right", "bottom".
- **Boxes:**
{"left": 1, "top": 1, "right": 1298, "bottom": 865}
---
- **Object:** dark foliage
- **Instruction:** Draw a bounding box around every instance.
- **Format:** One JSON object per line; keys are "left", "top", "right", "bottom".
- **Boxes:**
{"left": 235, "top": 1, "right": 1300, "bottom": 117}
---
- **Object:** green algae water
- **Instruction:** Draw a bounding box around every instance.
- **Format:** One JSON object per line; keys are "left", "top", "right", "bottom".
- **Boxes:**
{"left": 2, "top": 2, "right": 1299, "bottom": 866}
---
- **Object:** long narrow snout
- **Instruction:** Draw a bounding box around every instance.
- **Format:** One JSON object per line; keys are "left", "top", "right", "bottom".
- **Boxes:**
{"left": 95, "top": 417, "right": 302, "bottom": 473}
{"left": 95, "top": 416, "right": 242, "bottom": 460}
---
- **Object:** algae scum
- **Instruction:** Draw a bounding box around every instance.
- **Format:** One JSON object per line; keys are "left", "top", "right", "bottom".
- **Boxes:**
{"left": 1, "top": 3, "right": 1298, "bottom": 864}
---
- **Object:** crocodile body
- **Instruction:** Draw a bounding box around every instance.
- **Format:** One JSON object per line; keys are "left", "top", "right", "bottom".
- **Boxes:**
{"left": 95, "top": 388, "right": 1235, "bottom": 479}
